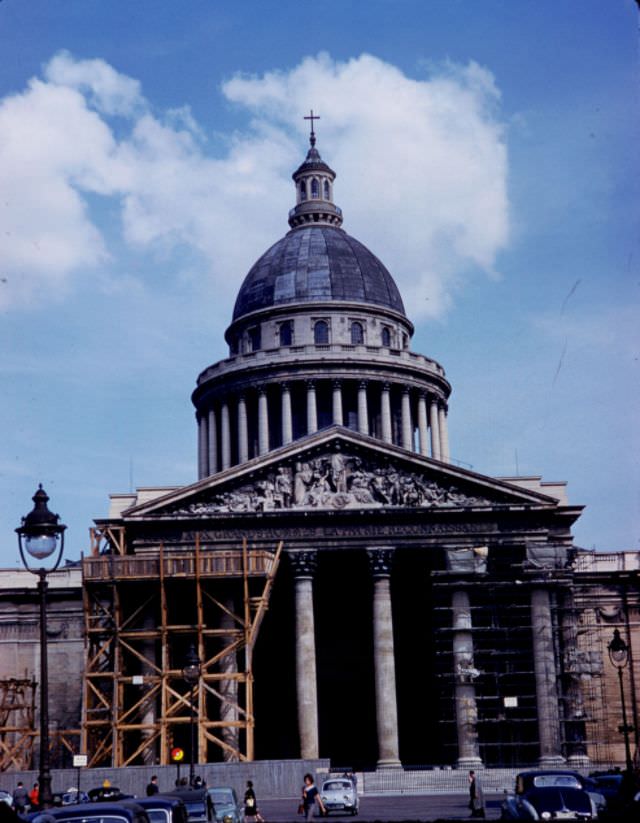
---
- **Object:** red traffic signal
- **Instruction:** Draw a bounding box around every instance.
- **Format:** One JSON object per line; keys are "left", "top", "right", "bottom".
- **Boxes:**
{"left": 171, "top": 747, "right": 184, "bottom": 762}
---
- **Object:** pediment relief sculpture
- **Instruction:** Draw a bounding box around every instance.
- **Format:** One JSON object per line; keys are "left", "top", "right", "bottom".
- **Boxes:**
{"left": 167, "top": 451, "right": 493, "bottom": 516}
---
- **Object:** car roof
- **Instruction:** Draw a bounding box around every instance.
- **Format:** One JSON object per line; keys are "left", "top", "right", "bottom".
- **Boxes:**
{"left": 42, "top": 802, "right": 145, "bottom": 816}
{"left": 164, "top": 790, "right": 207, "bottom": 800}
{"left": 134, "top": 797, "right": 184, "bottom": 809}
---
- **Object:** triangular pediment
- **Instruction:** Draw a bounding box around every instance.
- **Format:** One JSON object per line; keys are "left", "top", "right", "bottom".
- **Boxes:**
{"left": 122, "top": 427, "right": 563, "bottom": 521}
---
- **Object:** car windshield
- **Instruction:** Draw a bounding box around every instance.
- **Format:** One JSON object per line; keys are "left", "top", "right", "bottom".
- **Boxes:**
{"left": 323, "top": 782, "right": 351, "bottom": 791}
{"left": 182, "top": 802, "right": 206, "bottom": 816}
{"left": 208, "top": 791, "right": 232, "bottom": 805}
{"left": 532, "top": 775, "right": 581, "bottom": 789}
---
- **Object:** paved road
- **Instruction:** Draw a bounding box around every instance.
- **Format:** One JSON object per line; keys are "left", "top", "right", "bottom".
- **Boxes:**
{"left": 256, "top": 793, "right": 502, "bottom": 821}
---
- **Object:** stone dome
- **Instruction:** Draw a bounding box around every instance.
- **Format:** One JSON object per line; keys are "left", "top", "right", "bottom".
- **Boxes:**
{"left": 232, "top": 225, "right": 406, "bottom": 321}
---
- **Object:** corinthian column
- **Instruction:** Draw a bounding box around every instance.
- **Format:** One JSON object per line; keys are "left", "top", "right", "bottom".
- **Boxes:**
{"left": 332, "top": 380, "right": 343, "bottom": 426}
{"left": 237, "top": 395, "right": 248, "bottom": 464}
{"left": 367, "top": 548, "right": 401, "bottom": 768}
{"left": 429, "top": 397, "right": 441, "bottom": 460}
{"left": 291, "top": 551, "right": 320, "bottom": 759}
{"left": 358, "top": 381, "right": 369, "bottom": 435}
{"left": 281, "top": 383, "right": 293, "bottom": 445}
{"left": 531, "top": 587, "right": 565, "bottom": 767}
{"left": 258, "top": 390, "right": 269, "bottom": 455}
{"left": 452, "top": 590, "right": 483, "bottom": 768}
{"left": 381, "top": 383, "right": 392, "bottom": 444}
{"left": 306, "top": 381, "right": 318, "bottom": 434}
{"left": 401, "top": 388, "right": 412, "bottom": 450}
{"left": 417, "top": 394, "right": 428, "bottom": 456}
{"left": 221, "top": 402, "right": 231, "bottom": 470}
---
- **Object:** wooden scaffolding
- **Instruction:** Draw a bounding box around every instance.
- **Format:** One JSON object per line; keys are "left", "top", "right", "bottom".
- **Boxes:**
{"left": 81, "top": 532, "right": 283, "bottom": 767}
{"left": 0, "top": 678, "right": 36, "bottom": 772}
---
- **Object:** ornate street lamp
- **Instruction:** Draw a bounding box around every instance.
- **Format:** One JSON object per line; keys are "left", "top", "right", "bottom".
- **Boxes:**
{"left": 182, "top": 644, "right": 201, "bottom": 787}
{"left": 16, "top": 485, "right": 66, "bottom": 809}
{"left": 607, "top": 628, "right": 633, "bottom": 772}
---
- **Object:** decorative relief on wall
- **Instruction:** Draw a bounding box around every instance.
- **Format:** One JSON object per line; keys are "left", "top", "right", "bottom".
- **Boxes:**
{"left": 169, "top": 450, "right": 492, "bottom": 516}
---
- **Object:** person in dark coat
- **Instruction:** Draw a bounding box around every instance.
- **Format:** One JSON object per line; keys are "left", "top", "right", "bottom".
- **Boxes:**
{"left": 12, "top": 783, "right": 28, "bottom": 814}
{"left": 146, "top": 776, "right": 159, "bottom": 796}
{"left": 468, "top": 770, "right": 485, "bottom": 818}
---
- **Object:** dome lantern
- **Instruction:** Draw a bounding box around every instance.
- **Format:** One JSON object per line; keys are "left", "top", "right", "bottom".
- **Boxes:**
{"left": 288, "top": 110, "right": 343, "bottom": 228}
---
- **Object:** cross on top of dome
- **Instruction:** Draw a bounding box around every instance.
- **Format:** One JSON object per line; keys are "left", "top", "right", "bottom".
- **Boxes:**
{"left": 304, "top": 109, "right": 320, "bottom": 147}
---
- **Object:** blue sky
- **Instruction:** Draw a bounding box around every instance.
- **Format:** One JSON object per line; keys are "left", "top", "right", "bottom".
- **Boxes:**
{"left": 1, "top": 0, "right": 638, "bottom": 566}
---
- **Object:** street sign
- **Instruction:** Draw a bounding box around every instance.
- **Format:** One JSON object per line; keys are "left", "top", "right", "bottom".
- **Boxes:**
{"left": 73, "top": 754, "right": 88, "bottom": 767}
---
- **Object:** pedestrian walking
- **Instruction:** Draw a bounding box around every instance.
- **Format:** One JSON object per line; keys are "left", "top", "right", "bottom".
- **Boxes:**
{"left": 468, "top": 770, "right": 485, "bottom": 818}
{"left": 12, "top": 782, "right": 28, "bottom": 814}
{"left": 28, "top": 783, "right": 39, "bottom": 810}
{"left": 302, "top": 774, "right": 325, "bottom": 821}
{"left": 146, "top": 776, "right": 159, "bottom": 796}
{"left": 243, "top": 780, "right": 264, "bottom": 822}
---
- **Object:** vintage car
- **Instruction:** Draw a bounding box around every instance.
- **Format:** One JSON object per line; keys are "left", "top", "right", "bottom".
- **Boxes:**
{"left": 501, "top": 785, "right": 596, "bottom": 820}
{"left": 502, "top": 771, "right": 601, "bottom": 820}
{"left": 164, "top": 790, "right": 214, "bottom": 823}
{"left": 320, "top": 777, "right": 359, "bottom": 816}
{"left": 30, "top": 801, "right": 151, "bottom": 823}
{"left": 206, "top": 788, "right": 241, "bottom": 823}
{"left": 134, "top": 795, "right": 190, "bottom": 823}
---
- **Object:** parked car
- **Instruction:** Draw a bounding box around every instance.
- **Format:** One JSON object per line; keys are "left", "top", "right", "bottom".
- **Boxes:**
{"left": 0, "top": 790, "right": 13, "bottom": 807}
{"left": 165, "top": 790, "right": 214, "bottom": 823}
{"left": 206, "top": 788, "right": 241, "bottom": 823}
{"left": 29, "top": 801, "right": 150, "bottom": 823}
{"left": 320, "top": 776, "right": 359, "bottom": 816}
{"left": 134, "top": 795, "right": 190, "bottom": 823}
{"left": 510, "top": 771, "right": 604, "bottom": 816}
{"left": 502, "top": 785, "right": 596, "bottom": 820}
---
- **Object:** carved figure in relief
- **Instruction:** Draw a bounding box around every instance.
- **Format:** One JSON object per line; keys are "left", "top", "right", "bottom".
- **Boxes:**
{"left": 168, "top": 449, "right": 492, "bottom": 516}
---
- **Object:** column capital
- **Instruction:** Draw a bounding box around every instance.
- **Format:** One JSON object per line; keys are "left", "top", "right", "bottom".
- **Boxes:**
{"left": 367, "top": 548, "right": 394, "bottom": 577}
{"left": 281, "top": 381, "right": 290, "bottom": 392}
{"left": 332, "top": 379, "right": 342, "bottom": 389}
{"left": 358, "top": 380, "right": 368, "bottom": 390}
{"left": 381, "top": 382, "right": 391, "bottom": 392}
{"left": 290, "top": 550, "right": 318, "bottom": 578}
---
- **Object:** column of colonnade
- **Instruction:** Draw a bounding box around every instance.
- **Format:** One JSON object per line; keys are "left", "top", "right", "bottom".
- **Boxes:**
{"left": 531, "top": 587, "right": 565, "bottom": 767}
{"left": 290, "top": 548, "right": 402, "bottom": 768}
{"left": 198, "top": 380, "right": 451, "bottom": 478}
{"left": 451, "top": 589, "right": 483, "bottom": 768}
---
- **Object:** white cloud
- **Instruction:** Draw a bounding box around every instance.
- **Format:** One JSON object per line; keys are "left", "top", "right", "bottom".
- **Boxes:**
{"left": 0, "top": 51, "right": 509, "bottom": 318}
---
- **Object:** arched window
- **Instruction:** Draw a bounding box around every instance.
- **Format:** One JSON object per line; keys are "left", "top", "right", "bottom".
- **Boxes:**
{"left": 279, "top": 320, "right": 293, "bottom": 346}
{"left": 300, "top": 181, "right": 307, "bottom": 201}
{"left": 323, "top": 180, "right": 330, "bottom": 200}
{"left": 381, "top": 327, "right": 391, "bottom": 347}
{"left": 311, "top": 178, "right": 319, "bottom": 199}
{"left": 314, "top": 320, "right": 329, "bottom": 345}
{"left": 402, "top": 333, "right": 409, "bottom": 350}
{"left": 350, "top": 322, "right": 364, "bottom": 345}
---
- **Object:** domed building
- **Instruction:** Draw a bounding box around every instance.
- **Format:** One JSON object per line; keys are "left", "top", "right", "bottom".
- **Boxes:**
{"left": 79, "top": 124, "right": 639, "bottom": 777}
{"left": 192, "top": 129, "right": 451, "bottom": 475}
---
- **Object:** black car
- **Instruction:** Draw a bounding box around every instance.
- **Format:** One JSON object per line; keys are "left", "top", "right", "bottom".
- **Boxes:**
{"left": 502, "top": 785, "right": 596, "bottom": 820}
{"left": 29, "top": 801, "right": 150, "bottom": 823}
{"left": 163, "top": 790, "right": 214, "bottom": 823}
{"left": 133, "top": 796, "right": 190, "bottom": 823}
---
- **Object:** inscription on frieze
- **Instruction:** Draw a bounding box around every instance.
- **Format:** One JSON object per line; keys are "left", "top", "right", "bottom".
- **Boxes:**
{"left": 167, "top": 449, "right": 492, "bottom": 517}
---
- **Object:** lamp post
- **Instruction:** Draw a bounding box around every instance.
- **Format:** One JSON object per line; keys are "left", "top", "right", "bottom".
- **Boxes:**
{"left": 16, "top": 485, "right": 66, "bottom": 809}
{"left": 182, "top": 644, "right": 200, "bottom": 787}
{"left": 608, "top": 628, "right": 633, "bottom": 773}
